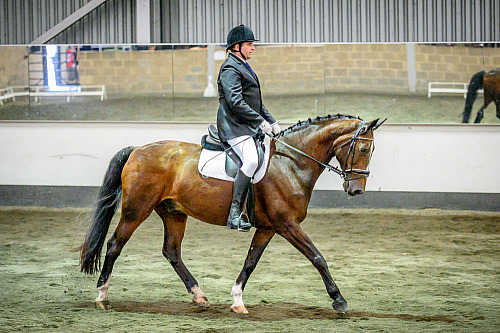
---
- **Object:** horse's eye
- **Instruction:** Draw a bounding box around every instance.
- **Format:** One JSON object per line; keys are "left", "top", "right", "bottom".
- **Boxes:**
{"left": 360, "top": 148, "right": 370, "bottom": 154}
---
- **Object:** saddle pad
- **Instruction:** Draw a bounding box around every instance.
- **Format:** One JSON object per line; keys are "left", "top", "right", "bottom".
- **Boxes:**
{"left": 198, "top": 136, "right": 271, "bottom": 183}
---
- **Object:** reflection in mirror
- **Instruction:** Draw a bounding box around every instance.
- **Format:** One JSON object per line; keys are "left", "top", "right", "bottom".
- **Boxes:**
{"left": 0, "top": 43, "right": 498, "bottom": 123}
{"left": 325, "top": 43, "right": 499, "bottom": 124}
{"left": 255, "top": 44, "right": 326, "bottom": 122}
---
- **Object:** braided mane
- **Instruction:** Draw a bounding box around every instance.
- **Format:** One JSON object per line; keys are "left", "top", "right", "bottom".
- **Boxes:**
{"left": 276, "top": 114, "right": 363, "bottom": 137}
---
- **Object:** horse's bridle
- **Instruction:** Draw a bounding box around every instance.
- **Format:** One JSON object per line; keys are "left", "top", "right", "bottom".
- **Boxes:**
{"left": 334, "top": 121, "right": 374, "bottom": 181}
{"left": 273, "top": 121, "right": 373, "bottom": 182}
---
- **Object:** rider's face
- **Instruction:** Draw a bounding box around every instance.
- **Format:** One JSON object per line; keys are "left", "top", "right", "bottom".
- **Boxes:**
{"left": 236, "top": 42, "right": 255, "bottom": 60}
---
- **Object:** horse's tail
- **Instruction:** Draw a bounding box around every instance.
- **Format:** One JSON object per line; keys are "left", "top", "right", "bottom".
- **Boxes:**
{"left": 462, "top": 70, "right": 485, "bottom": 123}
{"left": 80, "top": 146, "right": 135, "bottom": 275}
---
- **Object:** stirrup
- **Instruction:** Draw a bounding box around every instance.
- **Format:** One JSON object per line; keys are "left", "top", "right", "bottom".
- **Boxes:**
{"left": 237, "top": 212, "right": 251, "bottom": 232}
{"left": 227, "top": 212, "right": 251, "bottom": 232}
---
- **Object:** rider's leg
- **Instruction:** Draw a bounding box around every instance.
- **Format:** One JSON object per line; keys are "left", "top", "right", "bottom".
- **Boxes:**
{"left": 226, "top": 136, "right": 258, "bottom": 231}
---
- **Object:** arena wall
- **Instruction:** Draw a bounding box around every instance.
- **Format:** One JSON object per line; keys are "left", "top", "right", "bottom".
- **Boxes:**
{"left": 1, "top": 44, "right": 497, "bottom": 97}
{"left": 0, "top": 121, "right": 499, "bottom": 211}
{"left": 0, "top": 46, "right": 28, "bottom": 88}
{"left": 77, "top": 44, "right": 500, "bottom": 96}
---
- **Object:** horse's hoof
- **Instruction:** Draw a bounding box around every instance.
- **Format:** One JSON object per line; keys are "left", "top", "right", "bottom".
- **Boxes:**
{"left": 193, "top": 296, "right": 210, "bottom": 307}
{"left": 95, "top": 300, "right": 111, "bottom": 310}
{"left": 332, "top": 294, "right": 349, "bottom": 313}
{"left": 230, "top": 305, "right": 249, "bottom": 314}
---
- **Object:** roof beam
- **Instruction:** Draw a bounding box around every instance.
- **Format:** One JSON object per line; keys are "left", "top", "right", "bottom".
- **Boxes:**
{"left": 31, "top": 0, "right": 108, "bottom": 44}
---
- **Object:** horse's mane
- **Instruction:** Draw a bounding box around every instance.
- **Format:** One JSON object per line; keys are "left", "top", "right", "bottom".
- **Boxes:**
{"left": 277, "top": 114, "right": 363, "bottom": 138}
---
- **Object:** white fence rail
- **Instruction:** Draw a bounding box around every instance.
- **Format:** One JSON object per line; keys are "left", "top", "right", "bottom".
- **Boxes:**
{"left": 0, "top": 86, "right": 29, "bottom": 105}
{"left": 0, "top": 85, "right": 107, "bottom": 105}
{"left": 32, "top": 85, "right": 107, "bottom": 102}
{"left": 428, "top": 82, "right": 484, "bottom": 98}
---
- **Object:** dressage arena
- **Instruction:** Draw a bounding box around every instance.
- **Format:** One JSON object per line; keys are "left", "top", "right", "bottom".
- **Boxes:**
{"left": 0, "top": 207, "right": 498, "bottom": 332}
{"left": 1, "top": 1, "right": 499, "bottom": 331}
{"left": 0, "top": 114, "right": 499, "bottom": 332}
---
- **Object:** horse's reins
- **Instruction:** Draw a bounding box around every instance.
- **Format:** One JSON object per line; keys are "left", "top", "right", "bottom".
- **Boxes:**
{"left": 201, "top": 121, "right": 373, "bottom": 183}
{"left": 271, "top": 135, "right": 345, "bottom": 177}
{"left": 272, "top": 121, "right": 373, "bottom": 182}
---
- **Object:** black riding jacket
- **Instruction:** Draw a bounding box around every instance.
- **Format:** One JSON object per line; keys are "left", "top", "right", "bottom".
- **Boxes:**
{"left": 217, "top": 53, "right": 275, "bottom": 142}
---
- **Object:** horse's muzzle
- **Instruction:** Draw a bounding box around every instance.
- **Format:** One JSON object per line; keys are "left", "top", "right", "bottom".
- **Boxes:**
{"left": 343, "top": 180, "right": 365, "bottom": 196}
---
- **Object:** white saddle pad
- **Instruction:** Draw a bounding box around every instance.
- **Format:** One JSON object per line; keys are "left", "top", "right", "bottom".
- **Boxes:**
{"left": 198, "top": 136, "right": 271, "bottom": 183}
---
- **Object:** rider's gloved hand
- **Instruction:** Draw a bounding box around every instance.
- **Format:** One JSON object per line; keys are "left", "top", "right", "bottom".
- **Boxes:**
{"left": 259, "top": 120, "right": 273, "bottom": 136}
{"left": 271, "top": 122, "right": 281, "bottom": 135}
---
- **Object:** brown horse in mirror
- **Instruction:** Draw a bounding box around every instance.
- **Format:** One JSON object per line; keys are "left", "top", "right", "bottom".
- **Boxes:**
{"left": 79, "top": 114, "right": 385, "bottom": 314}
{"left": 462, "top": 68, "right": 500, "bottom": 123}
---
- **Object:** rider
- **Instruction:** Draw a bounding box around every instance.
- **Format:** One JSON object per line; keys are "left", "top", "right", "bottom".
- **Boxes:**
{"left": 217, "top": 24, "right": 281, "bottom": 231}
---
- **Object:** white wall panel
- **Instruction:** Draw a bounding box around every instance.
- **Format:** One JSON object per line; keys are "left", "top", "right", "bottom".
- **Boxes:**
{"left": 0, "top": 121, "right": 499, "bottom": 194}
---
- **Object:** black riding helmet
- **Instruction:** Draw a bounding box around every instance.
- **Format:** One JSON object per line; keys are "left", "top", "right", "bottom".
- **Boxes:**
{"left": 226, "top": 24, "right": 258, "bottom": 51}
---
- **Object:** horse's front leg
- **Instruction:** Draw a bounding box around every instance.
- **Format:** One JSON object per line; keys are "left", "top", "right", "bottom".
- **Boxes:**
{"left": 231, "top": 228, "right": 275, "bottom": 313}
{"left": 276, "top": 223, "right": 349, "bottom": 313}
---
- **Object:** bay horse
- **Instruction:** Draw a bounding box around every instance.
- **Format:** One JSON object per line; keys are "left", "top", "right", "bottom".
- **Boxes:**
{"left": 79, "top": 114, "right": 385, "bottom": 314}
{"left": 462, "top": 68, "right": 500, "bottom": 123}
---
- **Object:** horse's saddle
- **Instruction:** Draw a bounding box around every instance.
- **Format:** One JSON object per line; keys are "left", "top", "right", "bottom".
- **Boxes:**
{"left": 200, "top": 124, "right": 265, "bottom": 178}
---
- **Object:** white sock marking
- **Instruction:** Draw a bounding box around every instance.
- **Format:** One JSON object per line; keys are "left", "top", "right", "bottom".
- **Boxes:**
{"left": 231, "top": 283, "right": 244, "bottom": 308}
{"left": 95, "top": 279, "right": 110, "bottom": 302}
{"left": 191, "top": 285, "right": 206, "bottom": 299}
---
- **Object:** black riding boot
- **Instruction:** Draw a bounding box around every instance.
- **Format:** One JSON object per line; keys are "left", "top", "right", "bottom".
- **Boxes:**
{"left": 227, "top": 170, "right": 252, "bottom": 232}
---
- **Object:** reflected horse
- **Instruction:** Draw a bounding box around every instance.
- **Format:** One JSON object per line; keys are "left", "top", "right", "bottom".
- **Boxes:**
{"left": 79, "top": 115, "right": 384, "bottom": 314}
{"left": 462, "top": 68, "right": 500, "bottom": 123}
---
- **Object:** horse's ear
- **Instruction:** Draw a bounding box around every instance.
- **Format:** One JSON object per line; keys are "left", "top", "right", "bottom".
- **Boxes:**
{"left": 358, "top": 118, "right": 378, "bottom": 134}
{"left": 359, "top": 118, "right": 386, "bottom": 134}
{"left": 372, "top": 118, "right": 387, "bottom": 131}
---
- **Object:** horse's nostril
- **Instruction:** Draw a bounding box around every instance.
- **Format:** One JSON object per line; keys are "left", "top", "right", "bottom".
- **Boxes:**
{"left": 352, "top": 189, "right": 364, "bottom": 196}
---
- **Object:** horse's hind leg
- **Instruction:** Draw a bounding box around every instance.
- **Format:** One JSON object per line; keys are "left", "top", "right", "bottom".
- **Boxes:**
{"left": 475, "top": 94, "right": 492, "bottom": 123}
{"left": 231, "top": 228, "right": 275, "bottom": 313}
{"left": 473, "top": 106, "right": 485, "bottom": 123}
{"left": 155, "top": 203, "right": 209, "bottom": 306}
{"left": 95, "top": 194, "right": 158, "bottom": 309}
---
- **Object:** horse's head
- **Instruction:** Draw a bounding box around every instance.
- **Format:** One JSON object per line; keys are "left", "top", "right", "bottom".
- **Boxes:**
{"left": 274, "top": 115, "right": 385, "bottom": 198}
{"left": 333, "top": 118, "right": 386, "bottom": 196}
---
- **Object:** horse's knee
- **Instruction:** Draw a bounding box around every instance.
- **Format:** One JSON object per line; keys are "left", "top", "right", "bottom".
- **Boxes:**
{"left": 162, "top": 245, "right": 180, "bottom": 266}
{"left": 311, "top": 254, "right": 328, "bottom": 269}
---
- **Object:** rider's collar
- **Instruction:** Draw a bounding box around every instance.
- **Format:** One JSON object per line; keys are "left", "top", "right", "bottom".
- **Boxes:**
{"left": 229, "top": 52, "right": 247, "bottom": 63}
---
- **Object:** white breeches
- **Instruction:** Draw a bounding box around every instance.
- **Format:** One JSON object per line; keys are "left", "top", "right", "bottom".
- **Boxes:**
{"left": 227, "top": 135, "right": 259, "bottom": 177}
